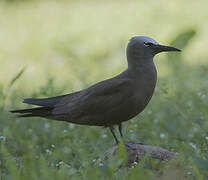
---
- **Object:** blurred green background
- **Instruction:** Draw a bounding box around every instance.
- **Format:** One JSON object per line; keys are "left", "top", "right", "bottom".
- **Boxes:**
{"left": 1, "top": 0, "right": 208, "bottom": 179}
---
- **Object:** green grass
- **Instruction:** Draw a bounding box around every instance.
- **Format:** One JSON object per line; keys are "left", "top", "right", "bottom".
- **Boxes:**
{"left": 1, "top": 0, "right": 208, "bottom": 179}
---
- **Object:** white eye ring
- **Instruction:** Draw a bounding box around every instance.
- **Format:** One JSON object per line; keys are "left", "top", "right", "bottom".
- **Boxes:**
{"left": 144, "top": 42, "right": 154, "bottom": 47}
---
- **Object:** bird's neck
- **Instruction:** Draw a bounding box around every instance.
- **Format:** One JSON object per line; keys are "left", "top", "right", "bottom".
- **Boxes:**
{"left": 127, "top": 56, "right": 154, "bottom": 72}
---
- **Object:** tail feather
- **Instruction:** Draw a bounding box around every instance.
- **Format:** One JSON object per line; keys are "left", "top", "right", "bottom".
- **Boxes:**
{"left": 10, "top": 107, "right": 53, "bottom": 118}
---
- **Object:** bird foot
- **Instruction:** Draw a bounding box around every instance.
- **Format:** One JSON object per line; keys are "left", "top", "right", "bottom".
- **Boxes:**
{"left": 115, "top": 141, "right": 145, "bottom": 147}
{"left": 124, "top": 141, "right": 145, "bottom": 148}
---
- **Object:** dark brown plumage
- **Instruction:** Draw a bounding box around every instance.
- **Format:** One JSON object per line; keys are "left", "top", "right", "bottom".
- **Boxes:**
{"left": 11, "top": 36, "right": 181, "bottom": 144}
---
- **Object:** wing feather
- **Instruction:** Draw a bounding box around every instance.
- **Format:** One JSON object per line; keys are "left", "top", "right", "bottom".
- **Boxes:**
{"left": 52, "top": 78, "right": 132, "bottom": 120}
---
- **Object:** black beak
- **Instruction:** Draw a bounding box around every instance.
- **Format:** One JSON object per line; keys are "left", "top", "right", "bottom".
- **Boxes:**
{"left": 154, "top": 44, "right": 181, "bottom": 53}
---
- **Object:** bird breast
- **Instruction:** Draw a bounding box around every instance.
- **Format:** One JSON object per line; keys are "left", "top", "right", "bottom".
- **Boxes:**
{"left": 132, "top": 63, "right": 157, "bottom": 115}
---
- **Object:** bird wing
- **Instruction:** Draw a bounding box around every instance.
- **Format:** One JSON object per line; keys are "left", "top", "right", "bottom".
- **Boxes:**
{"left": 52, "top": 78, "right": 132, "bottom": 122}
{"left": 22, "top": 91, "right": 80, "bottom": 107}
{"left": 23, "top": 95, "right": 67, "bottom": 107}
{"left": 11, "top": 77, "right": 134, "bottom": 126}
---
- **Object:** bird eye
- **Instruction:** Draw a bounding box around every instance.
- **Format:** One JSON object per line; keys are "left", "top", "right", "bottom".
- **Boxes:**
{"left": 144, "top": 42, "right": 154, "bottom": 47}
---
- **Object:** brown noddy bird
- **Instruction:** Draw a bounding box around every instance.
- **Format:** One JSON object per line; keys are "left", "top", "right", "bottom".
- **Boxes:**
{"left": 11, "top": 36, "right": 181, "bottom": 144}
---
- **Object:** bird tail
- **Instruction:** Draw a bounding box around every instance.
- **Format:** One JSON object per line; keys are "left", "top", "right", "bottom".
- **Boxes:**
{"left": 10, "top": 95, "right": 65, "bottom": 118}
{"left": 10, "top": 107, "right": 53, "bottom": 118}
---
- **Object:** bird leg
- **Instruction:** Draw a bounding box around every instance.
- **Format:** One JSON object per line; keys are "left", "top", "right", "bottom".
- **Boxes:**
{"left": 118, "top": 124, "right": 144, "bottom": 145}
{"left": 118, "top": 123, "right": 123, "bottom": 138}
{"left": 109, "top": 126, "right": 119, "bottom": 144}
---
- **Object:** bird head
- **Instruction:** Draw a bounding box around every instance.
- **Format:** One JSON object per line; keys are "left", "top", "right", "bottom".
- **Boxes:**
{"left": 126, "top": 36, "right": 181, "bottom": 64}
